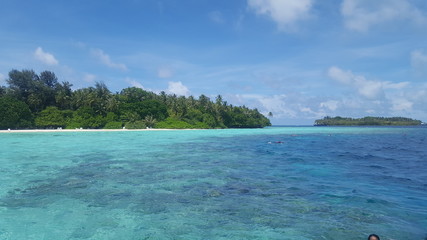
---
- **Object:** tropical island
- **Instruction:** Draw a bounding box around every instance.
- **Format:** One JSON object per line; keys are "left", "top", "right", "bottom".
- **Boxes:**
{"left": 314, "top": 116, "right": 422, "bottom": 126}
{"left": 0, "top": 69, "right": 271, "bottom": 130}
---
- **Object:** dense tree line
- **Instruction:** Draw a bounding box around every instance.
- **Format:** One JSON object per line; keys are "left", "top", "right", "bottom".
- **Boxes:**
{"left": 314, "top": 116, "right": 422, "bottom": 126}
{"left": 0, "top": 69, "right": 271, "bottom": 130}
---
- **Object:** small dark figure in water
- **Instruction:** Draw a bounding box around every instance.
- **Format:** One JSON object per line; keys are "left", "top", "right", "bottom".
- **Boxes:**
{"left": 368, "top": 234, "right": 380, "bottom": 240}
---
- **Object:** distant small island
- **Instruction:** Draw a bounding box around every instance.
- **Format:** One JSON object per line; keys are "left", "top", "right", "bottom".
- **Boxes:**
{"left": 314, "top": 116, "right": 423, "bottom": 126}
{"left": 0, "top": 69, "right": 271, "bottom": 130}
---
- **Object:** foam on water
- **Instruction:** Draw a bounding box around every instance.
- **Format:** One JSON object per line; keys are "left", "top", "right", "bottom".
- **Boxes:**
{"left": 0, "top": 127, "right": 426, "bottom": 239}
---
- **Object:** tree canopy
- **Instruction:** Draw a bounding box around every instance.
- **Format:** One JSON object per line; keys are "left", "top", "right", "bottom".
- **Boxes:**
{"left": 0, "top": 96, "right": 33, "bottom": 129}
{"left": 314, "top": 116, "right": 422, "bottom": 126}
{"left": 0, "top": 69, "right": 271, "bottom": 130}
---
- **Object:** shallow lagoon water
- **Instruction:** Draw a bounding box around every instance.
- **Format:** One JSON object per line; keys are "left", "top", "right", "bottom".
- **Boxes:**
{"left": 0, "top": 127, "right": 426, "bottom": 239}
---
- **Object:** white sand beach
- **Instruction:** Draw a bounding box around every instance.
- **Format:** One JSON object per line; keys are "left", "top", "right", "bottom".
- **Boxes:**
{"left": 0, "top": 128, "right": 192, "bottom": 133}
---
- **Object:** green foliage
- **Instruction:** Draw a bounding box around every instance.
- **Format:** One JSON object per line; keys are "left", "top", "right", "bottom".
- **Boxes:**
{"left": 67, "top": 107, "right": 106, "bottom": 129}
{"left": 105, "top": 112, "right": 119, "bottom": 122}
{"left": 155, "top": 117, "right": 195, "bottom": 129}
{"left": 225, "top": 106, "right": 271, "bottom": 128}
{"left": 0, "top": 97, "right": 33, "bottom": 129}
{"left": 143, "top": 115, "right": 157, "bottom": 128}
{"left": 192, "top": 121, "right": 210, "bottom": 129}
{"left": 315, "top": 116, "right": 422, "bottom": 126}
{"left": 55, "top": 81, "right": 73, "bottom": 110}
{"left": 104, "top": 121, "right": 123, "bottom": 129}
{"left": 7, "top": 69, "right": 39, "bottom": 102}
{"left": 7, "top": 70, "right": 60, "bottom": 112}
{"left": 124, "top": 121, "right": 146, "bottom": 129}
{"left": 2, "top": 69, "right": 271, "bottom": 129}
{"left": 71, "top": 84, "right": 112, "bottom": 115}
{"left": 184, "top": 109, "right": 204, "bottom": 122}
{"left": 202, "top": 114, "right": 217, "bottom": 128}
{"left": 182, "top": 109, "right": 217, "bottom": 128}
{"left": 120, "top": 87, "right": 156, "bottom": 103}
{"left": 0, "top": 86, "right": 7, "bottom": 96}
{"left": 35, "top": 107, "right": 72, "bottom": 128}
{"left": 119, "top": 100, "right": 168, "bottom": 121}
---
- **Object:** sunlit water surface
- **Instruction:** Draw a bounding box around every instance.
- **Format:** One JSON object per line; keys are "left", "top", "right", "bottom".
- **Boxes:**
{"left": 0, "top": 127, "right": 426, "bottom": 240}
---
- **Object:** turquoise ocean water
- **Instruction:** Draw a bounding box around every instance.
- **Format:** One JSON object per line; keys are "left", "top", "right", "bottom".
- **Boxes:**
{"left": 0, "top": 127, "right": 426, "bottom": 240}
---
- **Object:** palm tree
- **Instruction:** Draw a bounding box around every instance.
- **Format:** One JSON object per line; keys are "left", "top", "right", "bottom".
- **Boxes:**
{"left": 144, "top": 115, "right": 157, "bottom": 128}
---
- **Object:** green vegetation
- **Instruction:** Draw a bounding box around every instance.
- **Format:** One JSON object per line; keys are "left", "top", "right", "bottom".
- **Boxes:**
{"left": 0, "top": 69, "right": 271, "bottom": 130}
{"left": 314, "top": 116, "right": 422, "bottom": 126}
{"left": 0, "top": 96, "right": 33, "bottom": 129}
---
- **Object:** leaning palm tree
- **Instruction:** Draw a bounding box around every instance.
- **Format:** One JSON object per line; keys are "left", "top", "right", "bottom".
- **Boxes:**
{"left": 143, "top": 115, "right": 157, "bottom": 128}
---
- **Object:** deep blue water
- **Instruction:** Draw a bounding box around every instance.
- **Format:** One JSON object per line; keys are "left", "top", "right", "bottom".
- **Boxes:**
{"left": 0, "top": 127, "right": 426, "bottom": 239}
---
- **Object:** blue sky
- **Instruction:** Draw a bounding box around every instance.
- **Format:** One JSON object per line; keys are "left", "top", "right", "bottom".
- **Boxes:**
{"left": 1, "top": 0, "right": 427, "bottom": 124}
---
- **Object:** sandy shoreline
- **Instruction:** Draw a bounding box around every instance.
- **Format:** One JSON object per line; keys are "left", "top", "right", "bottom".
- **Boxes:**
{"left": 0, "top": 128, "right": 195, "bottom": 133}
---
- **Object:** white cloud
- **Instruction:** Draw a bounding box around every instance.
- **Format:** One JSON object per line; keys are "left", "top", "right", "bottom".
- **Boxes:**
{"left": 382, "top": 81, "right": 410, "bottom": 89}
{"left": 328, "top": 66, "right": 392, "bottom": 99}
{"left": 357, "top": 80, "right": 383, "bottom": 99}
{"left": 320, "top": 100, "right": 339, "bottom": 111}
{"left": 157, "top": 67, "right": 173, "bottom": 78}
{"left": 125, "top": 77, "right": 145, "bottom": 89}
{"left": 328, "top": 66, "right": 353, "bottom": 84}
{"left": 167, "top": 81, "right": 190, "bottom": 96}
{"left": 411, "top": 50, "right": 427, "bottom": 77}
{"left": 299, "top": 106, "right": 323, "bottom": 118}
{"left": 341, "top": 0, "right": 427, "bottom": 32}
{"left": 34, "top": 47, "right": 58, "bottom": 65}
{"left": 256, "top": 94, "right": 298, "bottom": 118}
{"left": 227, "top": 87, "right": 427, "bottom": 125}
{"left": 239, "top": 94, "right": 325, "bottom": 120}
{"left": 83, "top": 74, "right": 96, "bottom": 83}
{"left": 391, "top": 98, "right": 413, "bottom": 112}
{"left": 327, "top": 66, "right": 423, "bottom": 118}
{"left": 91, "top": 48, "right": 127, "bottom": 71}
{"left": 248, "top": 0, "right": 313, "bottom": 31}
{"left": 226, "top": 93, "right": 332, "bottom": 124}
{"left": 209, "top": 11, "right": 225, "bottom": 24}
{"left": 410, "top": 86, "right": 427, "bottom": 103}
